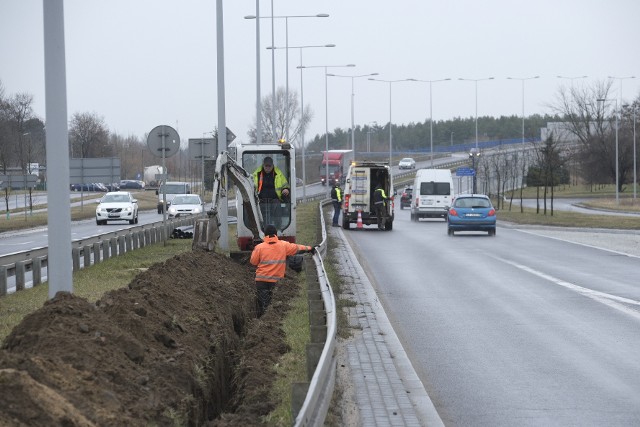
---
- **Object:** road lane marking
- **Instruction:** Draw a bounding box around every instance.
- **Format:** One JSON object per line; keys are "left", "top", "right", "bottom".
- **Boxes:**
{"left": 515, "top": 229, "right": 640, "bottom": 259}
{"left": 491, "top": 255, "right": 640, "bottom": 321}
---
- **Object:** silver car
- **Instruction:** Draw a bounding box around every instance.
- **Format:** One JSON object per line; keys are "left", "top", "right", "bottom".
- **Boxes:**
{"left": 96, "top": 191, "right": 139, "bottom": 225}
{"left": 398, "top": 157, "right": 416, "bottom": 169}
{"left": 167, "top": 194, "right": 204, "bottom": 218}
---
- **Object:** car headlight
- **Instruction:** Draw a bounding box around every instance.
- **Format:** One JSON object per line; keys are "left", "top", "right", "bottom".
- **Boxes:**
{"left": 168, "top": 206, "right": 177, "bottom": 214}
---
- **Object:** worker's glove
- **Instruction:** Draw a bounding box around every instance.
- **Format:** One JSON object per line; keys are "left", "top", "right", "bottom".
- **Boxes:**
{"left": 310, "top": 246, "right": 317, "bottom": 255}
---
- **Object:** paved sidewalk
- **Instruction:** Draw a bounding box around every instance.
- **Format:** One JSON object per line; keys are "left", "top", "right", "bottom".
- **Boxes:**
{"left": 329, "top": 225, "right": 443, "bottom": 427}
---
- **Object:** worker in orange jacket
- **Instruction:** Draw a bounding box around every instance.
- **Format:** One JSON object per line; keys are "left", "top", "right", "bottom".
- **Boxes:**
{"left": 250, "top": 224, "right": 315, "bottom": 317}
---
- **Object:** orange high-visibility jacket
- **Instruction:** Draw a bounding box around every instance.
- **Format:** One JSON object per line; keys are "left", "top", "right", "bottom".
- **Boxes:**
{"left": 250, "top": 235, "right": 311, "bottom": 283}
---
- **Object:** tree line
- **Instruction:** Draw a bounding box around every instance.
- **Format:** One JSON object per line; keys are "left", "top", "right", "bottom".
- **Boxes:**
{"left": 2, "top": 77, "right": 638, "bottom": 211}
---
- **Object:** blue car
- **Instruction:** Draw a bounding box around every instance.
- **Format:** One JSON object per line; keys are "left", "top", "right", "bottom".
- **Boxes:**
{"left": 447, "top": 194, "right": 496, "bottom": 236}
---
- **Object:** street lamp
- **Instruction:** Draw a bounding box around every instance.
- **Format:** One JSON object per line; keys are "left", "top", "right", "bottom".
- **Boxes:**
{"left": 507, "top": 76, "right": 539, "bottom": 212}
{"left": 469, "top": 147, "right": 480, "bottom": 193}
{"left": 407, "top": 77, "right": 451, "bottom": 167}
{"left": 557, "top": 75, "right": 588, "bottom": 85}
{"left": 327, "top": 72, "right": 379, "bottom": 160}
{"left": 298, "top": 63, "right": 356, "bottom": 198}
{"left": 267, "top": 44, "right": 335, "bottom": 200}
{"left": 245, "top": 13, "right": 329, "bottom": 143}
{"left": 458, "top": 77, "right": 494, "bottom": 150}
{"left": 507, "top": 76, "right": 539, "bottom": 146}
{"left": 597, "top": 97, "right": 620, "bottom": 205}
{"left": 368, "top": 78, "right": 413, "bottom": 166}
{"left": 624, "top": 104, "right": 638, "bottom": 200}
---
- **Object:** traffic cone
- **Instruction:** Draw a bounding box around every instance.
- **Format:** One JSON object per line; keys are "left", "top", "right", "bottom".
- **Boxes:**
{"left": 356, "top": 210, "right": 363, "bottom": 229}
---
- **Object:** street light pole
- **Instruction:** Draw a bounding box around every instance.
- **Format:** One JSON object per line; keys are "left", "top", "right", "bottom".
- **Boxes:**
{"left": 407, "top": 78, "right": 451, "bottom": 166}
{"left": 298, "top": 63, "right": 356, "bottom": 198}
{"left": 245, "top": 13, "right": 329, "bottom": 144}
{"left": 507, "top": 76, "right": 539, "bottom": 146}
{"left": 459, "top": 77, "right": 494, "bottom": 151}
{"left": 608, "top": 76, "right": 636, "bottom": 202}
{"left": 369, "top": 78, "right": 412, "bottom": 165}
{"left": 327, "top": 72, "right": 379, "bottom": 160}
{"left": 631, "top": 104, "right": 638, "bottom": 200}
{"left": 598, "top": 97, "right": 620, "bottom": 204}
{"left": 469, "top": 147, "right": 480, "bottom": 193}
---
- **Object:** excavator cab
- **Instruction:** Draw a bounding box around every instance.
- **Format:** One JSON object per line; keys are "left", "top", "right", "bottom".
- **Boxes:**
{"left": 192, "top": 142, "right": 297, "bottom": 253}
{"left": 236, "top": 143, "right": 297, "bottom": 250}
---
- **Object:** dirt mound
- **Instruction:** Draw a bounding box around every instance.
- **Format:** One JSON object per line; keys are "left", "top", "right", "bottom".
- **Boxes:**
{"left": 0, "top": 251, "right": 299, "bottom": 426}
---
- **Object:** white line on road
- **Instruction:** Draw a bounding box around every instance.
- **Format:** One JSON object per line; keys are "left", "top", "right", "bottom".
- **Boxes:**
{"left": 492, "top": 255, "right": 640, "bottom": 321}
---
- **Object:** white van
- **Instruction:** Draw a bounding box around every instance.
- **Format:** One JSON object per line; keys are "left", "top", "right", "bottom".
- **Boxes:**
{"left": 156, "top": 181, "right": 191, "bottom": 213}
{"left": 410, "top": 169, "right": 454, "bottom": 221}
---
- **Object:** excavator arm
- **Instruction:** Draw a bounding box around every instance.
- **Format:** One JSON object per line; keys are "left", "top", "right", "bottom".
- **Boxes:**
{"left": 193, "top": 151, "right": 264, "bottom": 251}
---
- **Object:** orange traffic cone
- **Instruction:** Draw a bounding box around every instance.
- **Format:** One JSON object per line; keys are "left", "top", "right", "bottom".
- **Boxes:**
{"left": 356, "top": 210, "right": 363, "bottom": 229}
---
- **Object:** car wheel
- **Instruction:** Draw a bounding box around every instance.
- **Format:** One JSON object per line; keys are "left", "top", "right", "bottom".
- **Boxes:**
{"left": 342, "top": 217, "right": 350, "bottom": 229}
{"left": 448, "top": 227, "right": 453, "bottom": 236}
{"left": 385, "top": 220, "right": 393, "bottom": 231}
{"left": 135, "top": 214, "right": 139, "bottom": 224}
{"left": 489, "top": 228, "right": 496, "bottom": 236}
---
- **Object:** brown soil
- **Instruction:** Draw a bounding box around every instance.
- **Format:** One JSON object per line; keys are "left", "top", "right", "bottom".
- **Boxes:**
{"left": 0, "top": 250, "right": 299, "bottom": 426}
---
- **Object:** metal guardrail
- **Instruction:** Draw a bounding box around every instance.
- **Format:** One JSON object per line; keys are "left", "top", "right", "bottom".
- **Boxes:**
{"left": 0, "top": 214, "right": 204, "bottom": 296}
{"left": 294, "top": 199, "right": 337, "bottom": 426}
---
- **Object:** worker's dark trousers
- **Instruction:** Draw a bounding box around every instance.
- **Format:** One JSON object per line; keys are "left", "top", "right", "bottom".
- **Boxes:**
{"left": 375, "top": 204, "right": 386, "bottom": 230}
{"left": 256, "top": 280, "right": 275, "bottom": 317}
{"left": 332, "top": 201, "right": 341, "bottom": 225}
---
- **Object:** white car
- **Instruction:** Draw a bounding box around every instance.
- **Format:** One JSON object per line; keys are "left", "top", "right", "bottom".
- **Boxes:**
{"left": 398, "top": 157, "right": 416, "bottom": 169}
{"left": 167, "top": 194, "right": 204, "bottom": 218}
{"left": 96, "top": 191, "right": 139, "bottom": 225}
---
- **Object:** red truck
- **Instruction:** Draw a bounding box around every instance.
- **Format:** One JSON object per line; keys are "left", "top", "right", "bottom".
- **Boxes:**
{"left": 320, "top": 149, "right": 354, "bottom": 186}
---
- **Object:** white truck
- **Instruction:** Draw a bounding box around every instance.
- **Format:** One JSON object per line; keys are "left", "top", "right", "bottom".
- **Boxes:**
{"left": 144, "top": 165, "right": 164, "bottom": 189}
{"left": 341, "top": 161, "right": 394, "bottom": 231}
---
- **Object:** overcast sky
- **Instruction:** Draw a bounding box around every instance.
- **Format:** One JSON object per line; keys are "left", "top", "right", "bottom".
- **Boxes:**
{"left": 2, "top": 0, "right": 639, "bottom": 148}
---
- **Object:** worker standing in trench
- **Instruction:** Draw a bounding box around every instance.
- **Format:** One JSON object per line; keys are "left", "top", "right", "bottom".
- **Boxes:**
{"left": 250, "top": 224, "right": 315, "bottom": 317}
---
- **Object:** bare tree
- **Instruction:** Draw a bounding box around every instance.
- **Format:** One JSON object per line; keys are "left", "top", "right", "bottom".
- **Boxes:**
{"left": 247, "top": 87, "right": 312, "bottom": 148}
{"left": 549, "top": 80, "right": 635, "bottom": 192}
{"left": 69, "top": 112, "right": 110, "bottom": 158}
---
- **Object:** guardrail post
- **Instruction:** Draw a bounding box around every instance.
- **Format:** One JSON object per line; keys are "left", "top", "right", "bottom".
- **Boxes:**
{"left": 0, "top": 266, "right": 7, "bottom": 296}
{"left": 15, "top": 261, "right": 26, "bottom": 291}
{"left": 84, "top": 245, "right": 91, "bottom": 268}
{"left": 32, "top": 257, "right": 42, "bottom": 286}
{"left": 103, "top": 240, "right": 110, "bottom": 260}
{"left": 125, "top": 234, "right": 132, "bottom": 252}
{"left": 72, "top": 247, "right": 81, "bottom": 272}
{"left": 291, "top": 382, "right": 310, "bottom": 421}
{"left": 93, "top": 242, "right": 101, "bottom": 264}
{"left": 109, "top": 238, "right": 117, "bottom": 258}
{"left": 117, "top": 236, "right": 125, "bottom": 256}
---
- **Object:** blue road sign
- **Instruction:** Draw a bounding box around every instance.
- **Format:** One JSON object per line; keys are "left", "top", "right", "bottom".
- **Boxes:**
{"left": 456, "top": 167, "right": 475, "bottom": 177}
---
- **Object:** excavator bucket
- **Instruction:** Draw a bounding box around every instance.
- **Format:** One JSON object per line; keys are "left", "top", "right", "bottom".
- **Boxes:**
{"left": 192, "top": 213, "right": 221, "bottom": 252}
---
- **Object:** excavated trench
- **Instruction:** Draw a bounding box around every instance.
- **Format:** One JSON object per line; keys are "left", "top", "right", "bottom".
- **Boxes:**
{"left": 0, "top": 251, "right": 297, "bottom": 426}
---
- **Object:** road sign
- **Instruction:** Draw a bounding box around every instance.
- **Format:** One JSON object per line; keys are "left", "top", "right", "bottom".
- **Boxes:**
{"left": 0, "top": 174, "right": 38, "bottom": 189}
{"left": 69, "top": 158, "right": 121, "bottom": 184}
{"left": 188, "top": 137, "right": 217, "bottom": 161}
{"left": 147, "top": 125, "right": 180, "bottom": 158}
{"left": 225, "top": 127, "right": 236, "bottom": 144}
{"left": 456, "top": 167, "right": 475, "bottom": 177}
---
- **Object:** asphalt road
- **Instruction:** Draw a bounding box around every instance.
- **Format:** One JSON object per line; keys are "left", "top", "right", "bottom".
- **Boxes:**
{"left": 344, "top": 209, "right": 640, "bottom": 426}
